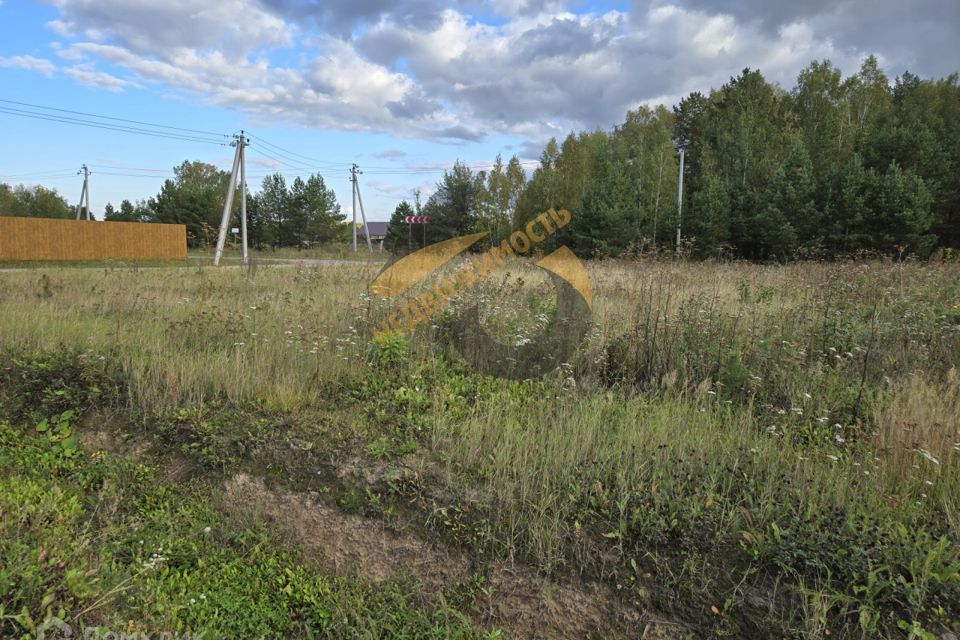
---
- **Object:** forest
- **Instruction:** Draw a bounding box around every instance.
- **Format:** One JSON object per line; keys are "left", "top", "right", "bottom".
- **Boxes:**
{"left": 3, "top": 56, "right": 958, "bottom": 260}
{"left": 399, "top": 56, "right": 959, "bottom": 260}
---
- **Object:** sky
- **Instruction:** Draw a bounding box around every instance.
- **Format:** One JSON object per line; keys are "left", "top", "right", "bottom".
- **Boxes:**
{"left": 1, "top": 0, "right": 957, "bottom": 222}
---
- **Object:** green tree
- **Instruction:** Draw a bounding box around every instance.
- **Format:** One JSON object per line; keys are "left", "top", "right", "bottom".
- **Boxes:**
{"left": 689, "top": 175, "right": 733, "bottom": 256}
{"left": 0, "top": 184, "right": 73, "bottom": 219}
{"left": 0, "top": 183, "right": 22, "bottom": 216}
{"left": 289, "top": 174, "right": 343, "bottom": 245}
{"left": 762, "top": 141, "right": 818, "bottom": 254}
{"left": 385, "top": 201, "right": 415, "bottom": 253}
{"left": 257, "top": 173, "right": 288, "bottom": 247}
{"left": 103, "top": 199, "right": 141, "bottom": 222}
{"left": 422, "top": 161, "right": 483, "bottom": 244}
{"left": 700, "top": 68, "right": 793, "bottom": 257}
{"left": 148, "top": 161, "right": 232, "bottom": 246}
{"left": 791, "top": 60, "right": 848, "bottom": 177}
{"left": 569, "top": 138, "right": 634, "bottom": 257}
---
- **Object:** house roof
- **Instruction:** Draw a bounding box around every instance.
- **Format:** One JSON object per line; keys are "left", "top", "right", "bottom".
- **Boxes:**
{"left": 358, "top": 221, "right": 389, "bottom": 238}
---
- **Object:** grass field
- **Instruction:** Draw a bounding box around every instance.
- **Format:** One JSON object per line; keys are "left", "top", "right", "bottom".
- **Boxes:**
{"left": 1, "top": 257, "right": 959, "bottom": 639}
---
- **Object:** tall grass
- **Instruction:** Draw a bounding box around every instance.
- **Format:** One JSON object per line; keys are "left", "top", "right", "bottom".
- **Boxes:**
{"left": 0, "top": 265, "right": 378, "bottom": 410}
{"left": 2, "top": 257, "right": 959, "bottom": 636}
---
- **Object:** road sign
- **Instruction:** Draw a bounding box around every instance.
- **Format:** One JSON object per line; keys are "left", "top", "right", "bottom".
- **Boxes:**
{"left": 404, "top": 216, "right": 430, "bottom": 224}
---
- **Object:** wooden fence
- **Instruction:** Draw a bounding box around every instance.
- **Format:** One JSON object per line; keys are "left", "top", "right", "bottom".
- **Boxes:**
{"left": 0, "top": 217, "right": 187, "bottom": 261}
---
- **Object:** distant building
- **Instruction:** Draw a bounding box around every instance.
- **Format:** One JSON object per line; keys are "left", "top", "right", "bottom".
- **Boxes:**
{"left": 358, "top": 221, "right": 389, "bottom": 247}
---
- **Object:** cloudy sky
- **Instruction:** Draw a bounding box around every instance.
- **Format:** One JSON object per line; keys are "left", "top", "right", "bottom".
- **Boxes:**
{"left": 0, "top": 0, "right": 956, "bottom": 221}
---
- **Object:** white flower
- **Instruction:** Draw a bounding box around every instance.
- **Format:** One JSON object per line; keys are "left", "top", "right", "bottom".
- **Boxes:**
{"left": 826, "top": 454, "right": 839, "bottom": 462}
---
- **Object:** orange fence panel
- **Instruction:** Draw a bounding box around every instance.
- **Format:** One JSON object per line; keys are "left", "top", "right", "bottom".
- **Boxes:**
{"left": 0, "top": 217, "right": 187, "bottom": 261}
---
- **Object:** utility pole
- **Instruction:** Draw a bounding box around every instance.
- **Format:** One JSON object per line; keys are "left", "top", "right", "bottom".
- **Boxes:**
{"left": 239, "top": 134, "right": 248, "bottom": 266}
{"left": 214, "top": 131, "right": 248, "bottom": 266}
{"left": 350, "top": 164, "right": 373, "bottom": 253}
{"left": 351, "top": 164, "right": 357, "bottom": 252}
{"left": 675, "top": 148, "right": 685, "bottom": 252}
{"left": 75, "top": 164, "right": 91, "bottom": 220}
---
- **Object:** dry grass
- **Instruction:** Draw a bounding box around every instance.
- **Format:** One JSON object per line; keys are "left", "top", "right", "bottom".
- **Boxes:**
{"left": 2, "top": 257, "right": 959, "bottom": 637}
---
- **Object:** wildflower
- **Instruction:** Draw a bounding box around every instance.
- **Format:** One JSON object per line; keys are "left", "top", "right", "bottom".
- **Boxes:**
{"left": 826, "top": 454, "right": 839, "bottom": 462}
{"left": 924, "top": 480, "right": 934, "bottom": 486}
{"left": 915, "top": 449, "right": 940, "bottom": 465}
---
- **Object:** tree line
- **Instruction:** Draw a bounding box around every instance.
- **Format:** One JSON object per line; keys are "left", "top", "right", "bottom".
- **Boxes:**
{"left": 5, "top": 56, "right": 958, "bottom": 259}
{"left": 1, "top": 163, "right": 345, "bottom": 248}
{"left": 390, "top": 56, "right": 959, "bottom": 260}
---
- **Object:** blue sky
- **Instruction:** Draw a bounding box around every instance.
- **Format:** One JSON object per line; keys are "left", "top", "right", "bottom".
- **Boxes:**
{"left": 1, "top": 0, "right": 957, "bottom": 221}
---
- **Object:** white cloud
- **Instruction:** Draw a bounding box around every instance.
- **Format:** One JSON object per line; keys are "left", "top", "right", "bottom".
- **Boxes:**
{"left": 45, "top": 0, "right": 292, "bottom": 55}
{"left": 372, "top": 149, "right": 408, "bottom": 159}
{"left": 21, "top": 0, "right": 955, "bottom": 150}
{"left": 64, "top": 65, "right": 138, "bottom": 91}
{"left": 366, "top": 179, "right": 417, "bottom": 197}
{"left": 0, "top": 55, "right": 57, "bottom": 75}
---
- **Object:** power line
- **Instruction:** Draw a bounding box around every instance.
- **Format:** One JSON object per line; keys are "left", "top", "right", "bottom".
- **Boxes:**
{"left": 246, "top": 146, "right": 352, "bottom": 176}
{"left": 0, "top": 168, "right": 78, "bottom": 179}
{"left": 245, "top": 134, "right": 351, "bottom": 169}
{"left": 0, "top": 98, "right": 228, "bottom": 138}
{"left": 89, "top": 163, "right": 171, "bottom": 173}
{"left": 246, "top": 133, "right": 538, "bottom": 174}
{"left": 0, "top": 105, "right": 227, "bottom": 146}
